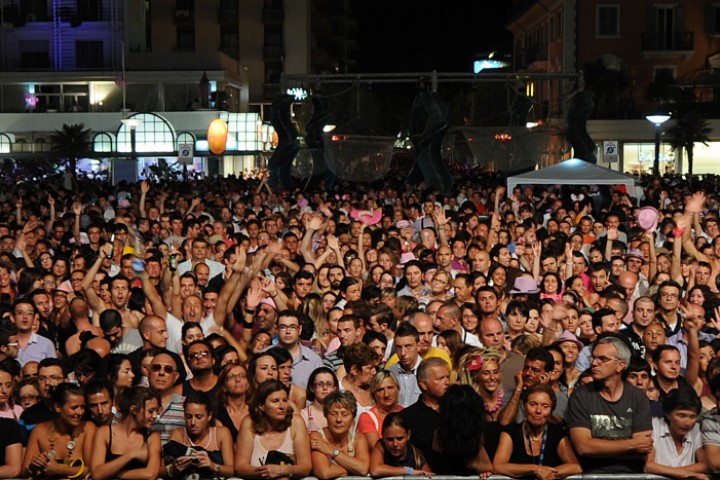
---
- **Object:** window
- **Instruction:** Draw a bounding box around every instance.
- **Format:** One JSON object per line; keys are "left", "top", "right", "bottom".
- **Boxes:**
{"left": 596, "top": 5, "right": 619, "bottom": 36}
{"left": 116, "top": 113, "right": 176, "bottom": 153}
{"left": 93, "top": 133, "right": 114, "bottom": 153}
{"left": 76, "top": 41, "right": 104, "bottom": 68}
{"left": 0, "top": 134, "right": 11, "bottom": 154}
{"left": 177, "top": 26, "right": 195, "bottom": 51}
{"left": 221, "top": 25, "right": 239, "bottom": 56}
{"left": 708, "top": 5, "right": 720, "bottom": 35}
{"left": 19, "top": 40, "right": 50, "bottom": 69}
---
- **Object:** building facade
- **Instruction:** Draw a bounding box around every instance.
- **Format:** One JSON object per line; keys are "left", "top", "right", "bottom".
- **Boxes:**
{"left": 508, "top": 0, "right": 720, "bottom": 175}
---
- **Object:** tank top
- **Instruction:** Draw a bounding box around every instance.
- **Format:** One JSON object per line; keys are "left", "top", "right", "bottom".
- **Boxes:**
{"left": 105, "top": 423, "right": 148, "bottom": 471}
{"left": 250, "top": 429, "right": 294, "bottom": 467}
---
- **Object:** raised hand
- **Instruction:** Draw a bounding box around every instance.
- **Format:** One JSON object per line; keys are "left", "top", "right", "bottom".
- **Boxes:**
{"left": 140, "top": 180, "right": 150, "bottom": 194}
{"left": 686, "top": 191, "right": 706, "bottom": 214}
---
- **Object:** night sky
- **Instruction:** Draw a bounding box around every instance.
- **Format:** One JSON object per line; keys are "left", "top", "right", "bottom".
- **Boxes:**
{"left": 350, "top": 0, "right": 513, "bottom": 73}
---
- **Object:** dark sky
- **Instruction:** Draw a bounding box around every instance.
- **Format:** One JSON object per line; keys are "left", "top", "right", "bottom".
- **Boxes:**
{"left": 349, "top": 1, "right": 513, "bottom": 73}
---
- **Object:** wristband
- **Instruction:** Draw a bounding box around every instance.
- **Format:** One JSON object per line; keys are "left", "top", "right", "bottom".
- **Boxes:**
{"left": 672, "top": 227, "right": 686, "bottom": 237}
{"left": 404, "top": 466, "right": 414, "bottom": 475}
{"left": 270, "top": 292, "right": 278, "bottom": 298}
{"left": 245, "top": 308, "right": 256, "bottom": 314}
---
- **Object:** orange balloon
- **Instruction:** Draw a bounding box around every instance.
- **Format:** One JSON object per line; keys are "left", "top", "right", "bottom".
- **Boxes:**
{"left": 207, "top": 119, "right": 228, "bottom": 155}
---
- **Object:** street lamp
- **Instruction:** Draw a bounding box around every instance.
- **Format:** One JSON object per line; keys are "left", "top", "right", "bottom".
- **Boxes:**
{"left": 645, "top": 113, "right": 671, "bottom": 175}
{"left": 121, "top": 117, "right": 143, "bottom": 154}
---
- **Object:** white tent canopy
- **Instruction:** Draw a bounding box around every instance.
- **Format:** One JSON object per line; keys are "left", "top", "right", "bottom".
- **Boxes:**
{"left": 507, "top": 158, "right": 635, "bottom": 193}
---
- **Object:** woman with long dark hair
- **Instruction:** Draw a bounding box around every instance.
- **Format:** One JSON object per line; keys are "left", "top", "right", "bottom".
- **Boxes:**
{"left": 431, "top": 384, "right": 493, "bottom": 477}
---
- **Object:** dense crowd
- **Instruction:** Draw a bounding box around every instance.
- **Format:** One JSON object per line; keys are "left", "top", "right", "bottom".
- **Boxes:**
{"left": 0, "top": 171, "right": 718, "bottom": 480}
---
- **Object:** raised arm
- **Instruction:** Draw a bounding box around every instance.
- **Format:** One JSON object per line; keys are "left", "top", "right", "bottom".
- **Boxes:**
{"left": 139, "top": 180, "right": 149, "bottom": 219}
{"left": 432, "top": 208, "right": 450, "bottom": 247}
{"left": 140, "top": 269, "right": 168, "bottom": 318}
{"left": 213, "top": 247, "right": 248, "bottom": 328}
{"left": 82, "top": 243, "right": 112, "bottom": 314}
{"left": 72, "top": 202, "right": 83, "bottom": 245}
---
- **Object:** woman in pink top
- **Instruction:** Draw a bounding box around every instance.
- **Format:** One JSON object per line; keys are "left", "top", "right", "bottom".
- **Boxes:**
{"left": 357, "top": 371, "right": 403, "bottom": 449}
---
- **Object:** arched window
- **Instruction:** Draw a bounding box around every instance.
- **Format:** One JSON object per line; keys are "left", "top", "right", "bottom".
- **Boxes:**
{"left": 0, "top": 133, "right": 11, "bottom": 153}
{"left": 177, "top": 132, "right": 196, "bottom": 150}
{"left": 116, "top": 113, "right": 176, "bottom": 153}
{"left": 92, "top": 132, "right": 114, "bottom": 153}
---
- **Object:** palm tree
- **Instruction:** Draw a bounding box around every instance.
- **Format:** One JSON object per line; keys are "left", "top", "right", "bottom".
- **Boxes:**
{"left": 51, "top": 123, "right": 91, "bottom": 187}
{"left": 665, "top": 111, "right": 711, "bottom": 183}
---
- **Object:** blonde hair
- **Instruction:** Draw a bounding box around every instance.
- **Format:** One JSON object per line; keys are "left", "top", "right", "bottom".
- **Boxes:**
{"left": 456, "top": 347, "right": 502, "bottom": 393}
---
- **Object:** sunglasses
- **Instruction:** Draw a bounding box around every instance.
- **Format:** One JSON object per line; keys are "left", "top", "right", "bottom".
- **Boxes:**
{"left": 150, "top": 364, "right": 176, "bottom": 374}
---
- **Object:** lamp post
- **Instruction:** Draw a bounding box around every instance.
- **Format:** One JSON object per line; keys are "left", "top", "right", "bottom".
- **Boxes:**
{"left": 645, "top": 113, "right": 671, "bottom": 176}
{"left": 121, "top": 118, "right": 143, "bottom": 154}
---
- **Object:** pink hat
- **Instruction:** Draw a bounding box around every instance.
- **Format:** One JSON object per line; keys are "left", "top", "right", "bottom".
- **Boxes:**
{"left": 53, "top": 281, "right": 74, "bottom": 294}
{"left": 260, "top": 297, "right": 277, "bottom": 310}
{"left": 350, "top": 208, "right": 382, "bottom": 226}
{"left": 553, "top": 330, "right": 584, "bottom": 350}
{"left": 637, "top": 206, "right": 660, "bottom": 232}
{"left": 396, "top": 220, "right": 412, "bottom": 229}
{"left": 508, "top": 277, "right": 540, "bottom": 294}
{"left": 399, "top": 252, "right": 416, "bottom": 267}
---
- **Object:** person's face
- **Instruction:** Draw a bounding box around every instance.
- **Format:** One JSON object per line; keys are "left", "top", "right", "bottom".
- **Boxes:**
{"left": 368, "top": 339, "right": 386, "bottom": 364}
{"left": 436, "top": 247, "right": 452, "bottom": 268}
{"left": 187, "top": 343, "right": 214, "bottom": 373}
{"left": 659, "top": 286, "right": 680, "bottom": 312}
{"left": 404, "top": 266, "right": 422, "bottom": 289}
{"left": 477, "top": 291, "right": 498, "bottom": 315}
{"left": 433, "top": 306, "right": 456, "bottom": 333}
{"left": 395, "top": 335, "right": 419, "bottom": 370}
{"left": 413, "top": 316, "right": 434, "bottom": 356}
{"left": 110, "top": 279, "right": 130, "bottom": 307}
{"left": 183, "top": 327, "right": 204, "bottom": 346}
{"left": 491, "top": 267, "right": 506, "bottom": 287}
{"left": 0, "top": 371, "right": 13, "bottom": 406}
{"left": 429, "top": 271, "right": 449, "bottom": 294}
{"left": 561, "top": 309, "right": 579, "bottom": 333}
{"left": 38, "top": 366, "right": 64, "bottom": 398}
{"left": 277, "top": 315, "right": 301, "bottom": 347}
{"left": 522, "top": 359, "right": 549, "bottom": 387}
{"left": 104, "top": 324, "right": 123, "bottom": 348}
{"left": 194, "top": 264, "right": 210, "bottom": 286}
{"left": 382, "top": 424, "right": 411, "bottom": 459}
{"left": 478, "top": 359, "right": 501, "bottom": 393}
{"left": 480, "top": 320, "right": 504, "bottom": 349}
{"left": 136, "top": 398, "right": 160, "bottom": 429}
{"left": 657, "top": 349, "right": 681, "bottom": 380}
{"left": 326, "top": 403, "right": 354, "bottom": 436}
{"left": 148, "top": 354, "right": 179, "bottom": 392}
{"left": 52, "top": 290, "right": 68, "bottom": 309}
{"left": 542, "top": 274, "right": 558, "bottom": 294}
{"left": 343, "top": 282, "right": 362, "bottom": 302}
{"left": 453, "top": 278, "right": 472, "bottom": 301}
{"left": 643, "top": 324, "right": 667, "bottom": 352}
{"left": 34, "top": 293, "right": 52, "bottom": 318}
{"left": 87, "top": 390, "right": 113, "bottom": 425}
{"left": 461, "top": 308, "right": 478, "bottom": 333}
{"left": 378, "top": 253, "right": 393, "bottom": 271}
{"left": 506, "top": 309, "right": 527, "bottom": 333}
{"left": 294, "top": 278, "right": 313, "bottom": 299}
{"left": 115, "top": 359, "right": 135, "bottom": 388}
{"left": 496, "top": 247, "right": 511, "bottom": 266}
{"left": 55, "top": 393, "right": 85, "bottom": 427}
{"left": 589, "top": 269, "right": 608, "bottom": 292}
{"left": 182, "top": 296, "right": 203, "bottom": 323}
{"left": 224, "top": 365, "right": 250, "bottom": 396}
{"left": 184, "top": 402, "right": 212, "bottom": 438}
{"left": 695, "top": 266, "right": 711, "bottom": 285}
{"left": 474, "top": 252, "right": 491, "bottom": 273}
{"left": 590, "top": 343, "right": 625, "bottom": 381}
{"left": 373, "top": 377, "right": 399, "bottom": 410}
{"left": 633, "top": 300, "right": 655, "bottom": 327}
{"left": 328, "top": 268, "right": 345, "bottom": 290}
{"left": 524, "top": 391, "right": 553, "bottom": 428}
{"left": 353, "top": 363, "right": 376, "bottom": 388}
{"left": 626, "top": 370, "right": 652, "bottom": 392}
{"left": 337, "top": 320, "right": 359, "bottom": 347}
{"left": 11, "top": 303, "right": 37, "bottom": 332}
{"left": 525, "top": 309, "right": 540, "bottom": 334}
{"left": 420, "top": 365, "right": 450, "bottom": 399}
{"left": 310, "top": 372, "right": 337, "bottom": 404}
{"left": 559, "top": 340, "right": 580, "bottom": 364}
{"left": 146, "top": 319, "right": 169, "bottom": 348}
{"left": 666, "top": 408, "right": 699, "bottom": 438}
{"left": 1, "top": 334, "right": 18, "bottom": 359}
{"left": 700, "top": 345, "right": 714, "bottom": 374}
{"left": 254, "top": 355, "right": 278, "bottom": 384}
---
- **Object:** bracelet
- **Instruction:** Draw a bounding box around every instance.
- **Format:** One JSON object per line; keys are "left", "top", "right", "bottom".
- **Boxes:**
{"left": 166, "top": 465, "right": 174, "bottom": 477}
{"left": 404, "top": 466, "right": 414, "bottom": 475}
{"left": 245, "top": 308, "right": 256, "bottom": 314}
{"left": 214, "top": 463, "right": 221, "bottom": 474}
{"left": 289, "top": 464, "right": 294, "bottom": 478}
{"left": 673, "top": 227, "right": 686, "bottom": 237}
{"left": 270, "top": 292, "right": 278, "bottom": 298}
{"left": 67, "top": 460, "right": 85, "bottom": 479}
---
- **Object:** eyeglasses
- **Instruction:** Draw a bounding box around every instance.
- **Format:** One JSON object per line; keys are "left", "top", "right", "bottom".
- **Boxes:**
{"left": 38, "top": 375, "right": 64, "bottom": 383}
{"left": 278, "top": 324, "right": 299, "bottom": 331}
{"left": 14, "top": 310, "right": 35, "bottom": 316}
{"left": 190, "top": 351, "right": 210, "bottom": 360}
{"left": 150, "top": 364, "right": 176, "bottom": 374}
{"left": 20, "top": 394, "right": 38, "bottom": 402}
{"left": 6, "top": 342, "right": 18, "bottom": 347}
{"left": 227, "top": 372, "right": 247, "bottom": 381}
{"left": 660, "top": 293, "right": 679, "bottom": 299}
{"left": 590, "top": 355, "right": 621, "bottom": 364}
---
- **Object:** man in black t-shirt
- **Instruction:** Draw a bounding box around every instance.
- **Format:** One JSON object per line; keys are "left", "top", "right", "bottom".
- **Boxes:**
{"left": 19, "top": 358, "right": 65, "bottom": 442}
{"left": 400, "top": 357, "right": 450, "bottom": 471}
{"left": 567, "top": 336, "right": 653, "bottom": 473}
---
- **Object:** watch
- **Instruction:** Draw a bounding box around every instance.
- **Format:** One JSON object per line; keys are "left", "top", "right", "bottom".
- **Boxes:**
{"left": 331, "top": 449, "right": 340, "bottom": 459}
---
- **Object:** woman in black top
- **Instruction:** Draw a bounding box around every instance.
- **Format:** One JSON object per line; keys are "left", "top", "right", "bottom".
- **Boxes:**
{"left": 370, "top": 412, "right": 432, "bottom": 477}
{"left": 493, "top": 384, "right": 581, "bottom": 479}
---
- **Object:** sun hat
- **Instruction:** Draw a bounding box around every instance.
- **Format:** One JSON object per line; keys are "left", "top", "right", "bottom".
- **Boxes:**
{"left": 553, "top": 329, "right": 584, "bottom": 350}
{"left": 637, "top": 206, "right": 660, "bottom": 232}
{"left": 508, "top": 276, "right": 541, "bottom": 294}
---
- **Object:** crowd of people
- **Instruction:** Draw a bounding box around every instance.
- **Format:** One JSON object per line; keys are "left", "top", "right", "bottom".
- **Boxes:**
{"left": 0, "top": 171, "right": 718, "bottom": 479}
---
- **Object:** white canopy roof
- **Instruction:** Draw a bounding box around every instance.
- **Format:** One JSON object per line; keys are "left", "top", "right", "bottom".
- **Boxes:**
{"left": 507, "top": 158, "right": 635, "bottom": 193}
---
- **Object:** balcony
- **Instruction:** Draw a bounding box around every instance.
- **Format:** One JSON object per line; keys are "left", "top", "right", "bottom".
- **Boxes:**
{"left": 263, "top": 7, "right": 283, "bottom": 24}
{"left": 641, "top": 31, "right": 693, "bottom": 52}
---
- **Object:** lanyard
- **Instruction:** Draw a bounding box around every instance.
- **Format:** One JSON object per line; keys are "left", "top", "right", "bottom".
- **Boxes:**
{"left": 523, "top": 422, "right": 548, "bottom": 466}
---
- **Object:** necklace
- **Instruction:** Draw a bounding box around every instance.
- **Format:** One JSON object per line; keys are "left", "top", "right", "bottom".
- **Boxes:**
{"left": 48, "top": 424, "right": 77, "bottom": 465}
{"left": 484, "top": 388, "right": 504, "bottom": 414}
{"left": 187, "top": 429, "right": 212, "bottom": 450}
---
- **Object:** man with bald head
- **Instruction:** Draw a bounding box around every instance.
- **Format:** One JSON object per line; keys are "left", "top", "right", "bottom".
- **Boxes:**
{"left": 148, "top": 350, "right": 184, "bottom": 444}
{"left": 433, "top": 301, "right": 481, "bottom": 347}
{"left": 617, "top": 270, "right": 639, "bottom": 323}
{"left": 128, "top": 315, "right": 186, "bottom": 382}
{"left": 481, "top": 317, "right": 526, "bottom": 391}
{"left": 472, "top": 250, "right": 491, "bottom": 276}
